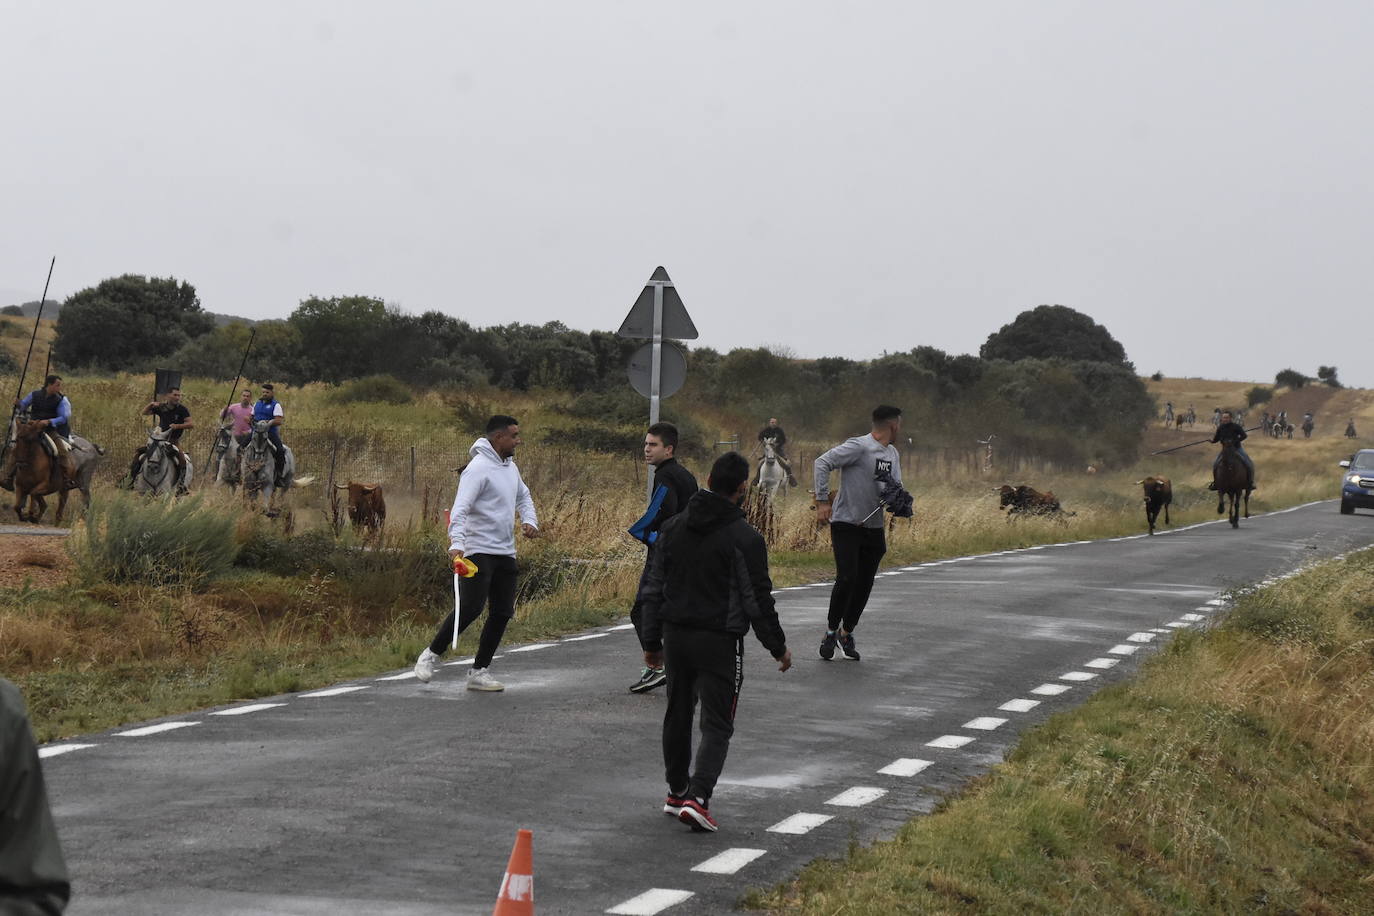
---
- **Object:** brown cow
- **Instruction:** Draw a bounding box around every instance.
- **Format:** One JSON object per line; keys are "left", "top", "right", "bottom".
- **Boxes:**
{"left": 994, "top": 484, "right": 1069, "bottom": 518}
{"left": 1138, "top": 476, "right": 1172, "bottom": 535}
{"left": 335, "top": 481, "right": 385, "bottom": 532}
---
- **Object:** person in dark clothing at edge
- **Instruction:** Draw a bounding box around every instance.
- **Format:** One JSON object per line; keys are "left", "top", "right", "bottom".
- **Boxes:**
{"left": 813, "top": 405, "right": 904, "bottom": 661}
{"left": 627, "top": 422, "right": 699, "bottom": 694}
{"left": 754, "top": 416, "right": 797, "bottom": 486}
{"left": 640, "top": 451, "right": 792, "bottom": 833}
{"left": 0, "top": 678, "right": 71, "bottom": 915}
{"left": 1207, "top": 410, "right": 1256, "bottom": 492}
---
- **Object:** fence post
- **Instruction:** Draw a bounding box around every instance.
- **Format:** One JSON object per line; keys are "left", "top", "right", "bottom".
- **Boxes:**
{"left": 327, "top": 435, "right": 341, "bottom": 534}
{"left": 410, "top": 445, "right": 416, "bottom": 495}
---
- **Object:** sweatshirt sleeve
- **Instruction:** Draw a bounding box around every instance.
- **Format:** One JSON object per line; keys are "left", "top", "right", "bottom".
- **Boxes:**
{"left": 813, "top": 438, "right": 861, "bottom": 502}
{"left": 447, "top": 467, "right": 483, "bottom": 552}
{"left": 737, "top": 534, "right": 786, "bottom": 658}
{"left": 0, "top": 682, "right": 71, "bottom": 916}
{"left": 515, "top": 473, "right": 537, "bottom": 529}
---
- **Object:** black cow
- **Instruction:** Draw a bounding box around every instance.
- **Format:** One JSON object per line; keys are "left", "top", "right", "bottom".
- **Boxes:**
{"left": 1138, "top": 476, "right": 1172, "bottom": 534}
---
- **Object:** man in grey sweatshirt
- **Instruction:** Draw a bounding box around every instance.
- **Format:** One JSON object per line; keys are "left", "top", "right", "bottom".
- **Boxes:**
{"left": 812, "top": 405, "right": 903, "bottom": 661}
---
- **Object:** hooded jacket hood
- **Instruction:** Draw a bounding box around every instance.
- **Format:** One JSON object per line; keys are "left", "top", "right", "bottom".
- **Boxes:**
{"left": 684, "top": 488, "right": 744, "bottom": 535}
{"left": 470, "top": 437, "right": 505, "bottom": 464}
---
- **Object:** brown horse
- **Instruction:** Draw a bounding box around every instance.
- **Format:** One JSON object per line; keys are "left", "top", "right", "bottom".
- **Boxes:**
{"left": 1213, "top": 442, "right": 1250, "bottom": 529}
{"left": 11, "top": 420, "right": 71, "bottom": 524}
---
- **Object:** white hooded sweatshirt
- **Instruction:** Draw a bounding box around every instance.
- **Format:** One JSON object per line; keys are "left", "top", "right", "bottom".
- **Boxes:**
{"left": 447, "top": 438, "right": 538, "bottom": 557}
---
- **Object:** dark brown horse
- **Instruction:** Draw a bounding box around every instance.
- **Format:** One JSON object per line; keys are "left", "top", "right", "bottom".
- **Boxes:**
{"left": 1213, "top": 442, "right": 1250, "bottom": 529}
{"left": 11, "top": 420, "right": 71, "bottom": 524}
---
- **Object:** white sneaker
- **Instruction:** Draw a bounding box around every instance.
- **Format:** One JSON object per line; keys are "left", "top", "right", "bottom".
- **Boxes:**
{"left": 414, "top": 648, "right": 440, "bottom": 683}
{"left": 466, "top": 668, "right": 505, "bottom": 692}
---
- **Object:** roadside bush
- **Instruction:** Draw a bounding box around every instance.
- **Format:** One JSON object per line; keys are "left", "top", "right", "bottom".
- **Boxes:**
{"left": 68, "top": 493, "right": 238, "bottom": 588}
{"left": 1246, "top": 385, "right": 1274, "bottom": 407}
{"left": 328, "top": 374, "right": 412, "bottom": 405}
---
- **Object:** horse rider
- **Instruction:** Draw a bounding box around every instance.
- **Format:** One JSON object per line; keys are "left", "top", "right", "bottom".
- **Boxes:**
{"left": 755, "top": 417, "right": 797, "bottom": 486}
{"left": 1208, "top": 410, "right": 1255, "bottom": 493}
{"left": 1163, "top": 401, "right": 1174, "bottom": 425}
{"left": 1211, "top": 407, "right": 1222, "bottom": 428}
{"left": 1346, "top": 418, "right": 1358, "bottom": 439}
{"left": 1, "top": 374, "right": 77, "bottom": 492}
{"left": 128, "top": 387, "right": 194, "bottom": 490}
{"left": 221, "top": 388, "right": 255, "bottom": 447}
{"left": 255, "top": 383, "right": 287, "bottom": 484}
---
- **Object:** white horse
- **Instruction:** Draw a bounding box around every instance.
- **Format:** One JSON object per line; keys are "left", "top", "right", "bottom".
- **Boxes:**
{"left": 240, "top": 420, "right": 311, "bottom": 514}
{"left": 133, "top": 426, "right": 191, "bottom": 496}
{"left": 755, "top": 437, "right": 788, "bottom": 504}
{"left": 208, "top": 424, "right": 242, "bottom": 489}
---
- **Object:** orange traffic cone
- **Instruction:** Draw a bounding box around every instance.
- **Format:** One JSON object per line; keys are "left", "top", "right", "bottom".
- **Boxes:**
{"left": 492, "top": 828, "right": 534, "bottom": 915}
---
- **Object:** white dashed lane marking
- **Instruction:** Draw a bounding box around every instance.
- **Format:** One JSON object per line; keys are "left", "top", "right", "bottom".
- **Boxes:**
{"left": 767, "top": 812, "right": 833, "bottom": 835}
{"left": 117, "top": 722, "right": 199, "bottom": 737}
{"left": 1206, "top": 598, "right": 1226, "bottom": 606}
{"left": 506, "top": 643, "right": 557, "bottom": 653}
{"left": 998, "top": 698, "right": 1040, "bottom": 712}
{"left": 1181, "top": 613, "right": 1206, "bottom": 621}
{"left": 1031, "top": 683, "right": 1072, "bottom": 695}
{"left": 562, "top": 633, "right": 610, "bottom": 642}
{"left": 1165, "top": 621, "right": 1191, "bottom": 628}
{"left": 607, "top": 624, "right": 636, "bottom": 632}
{"left": 1059, "top": 671, "right": 1097, "bottom": 682}
{"left": 826, "top": 786, "right": 887, "bottom": 807}
{"left": 1108, "top": 644, "right": 1140, "bottom": 655}
{"left": 376, "top": 672, "right": 417, "bottom": 681}
{"left": 691, "top": 848, "right": 767, "bottom": 875}
{"left": 878, "top": 758, "right": 933, "bottom": 776}
{"left": 210, "top": 703, "right": 287, "bottom": 716}
{"left": 606, "top": 888, "right": 695, "bottom": 914}
{"left": 300, "top": 686, "right": 370, "bottom": 698}
{"left": 926, "top": 735, "right": 975, "bottom": 749}
{"left": 38, "top": 743, "right": 97, "bottom": 758}
{"left": 1126, "top": 632, "right": 1156, "bottom": 643}
{"left": 1084, "top": 658, "right": 1120, "bottom": 670}
{"left": 962, "top": 717, "right": 1008, "bottom": 731}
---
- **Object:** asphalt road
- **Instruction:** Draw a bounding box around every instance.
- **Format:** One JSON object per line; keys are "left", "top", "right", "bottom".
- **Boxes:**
{"left": 39, "top": 500, "right": 1374, "bottom": 915}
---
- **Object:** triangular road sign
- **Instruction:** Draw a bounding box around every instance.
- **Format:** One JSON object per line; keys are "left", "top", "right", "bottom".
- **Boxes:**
{"left": 616, "top": 266, "right": 699, "bottom": 340}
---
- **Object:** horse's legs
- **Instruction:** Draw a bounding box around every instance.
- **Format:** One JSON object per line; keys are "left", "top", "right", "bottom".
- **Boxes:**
{"left": 1163, "top": 502, "right": 1170, "bottom": 526}
{"left": 29, "top": 493, "right": 46, "bottom": 524}
{"left": 54, "top": 489, "right": 69, "bottom": 525}
{"left": 13, "top": 488, "right": 24, "bottom": 523}
{"left": 1243, "top": 491, "right": 1250, "bottom": 519}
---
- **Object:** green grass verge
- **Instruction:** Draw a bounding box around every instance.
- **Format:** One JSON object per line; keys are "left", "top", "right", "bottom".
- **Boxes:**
{"left": 746, "top": 549, "right": 1374, "bottom": 914}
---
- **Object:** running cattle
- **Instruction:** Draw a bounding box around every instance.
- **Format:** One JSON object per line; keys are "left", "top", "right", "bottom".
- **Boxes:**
{"left": 335, "top": 481, "right": 385, "bottom": 532}
{"left": 1138, "top": 475, "right": 1172, "bottom": 534}
{"left": 995, "top": 484, "right": 1067, "bottom": 517}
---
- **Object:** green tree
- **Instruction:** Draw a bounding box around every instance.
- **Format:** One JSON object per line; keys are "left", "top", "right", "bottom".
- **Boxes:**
{"left": 979, "top": 305, "right": 1130, "bottom": 366}
{"left": 1275, "top": 368, "right": 1308, "bottom": 389}
{"left": 1317, "top": 365, "right": 1341, "bottom": 388}
{"left": 168, "top": 320, "right": 305, "bottom": 385}
{"left": 54, "top": 275, "right": 213, "bottom": 371}
{"left": 288, "top": 296, "right": 388, "bottom": 384}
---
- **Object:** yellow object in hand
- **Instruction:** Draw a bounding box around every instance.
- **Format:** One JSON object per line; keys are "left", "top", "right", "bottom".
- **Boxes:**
{"left": 453, "top": 556, "right": 479, "bottom": 578}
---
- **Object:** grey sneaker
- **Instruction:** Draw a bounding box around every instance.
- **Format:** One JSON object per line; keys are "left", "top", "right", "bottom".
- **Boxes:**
{"left": 630, "top": 666, "right": 667, "bottom": 694}
{"left": 466, "top": 668, "right": 505, "bottom": 692}
{"left": 837, "top": 631, "right": 860, "bottom": 660}
{"left": 819, "top": 630, "right": 838, "bottom": 661}
{"left": 414, "top": 648, "right": 440, "bottom": 683}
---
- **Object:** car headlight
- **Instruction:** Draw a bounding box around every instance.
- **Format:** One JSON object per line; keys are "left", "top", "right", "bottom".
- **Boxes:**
{"left": 1349, "top": 475, "right": 1364, "bottom": 485}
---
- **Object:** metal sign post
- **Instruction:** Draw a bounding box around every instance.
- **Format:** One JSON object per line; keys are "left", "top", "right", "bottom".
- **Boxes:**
{"left": 618, "top": 266, "right": 698, "bottom": 500}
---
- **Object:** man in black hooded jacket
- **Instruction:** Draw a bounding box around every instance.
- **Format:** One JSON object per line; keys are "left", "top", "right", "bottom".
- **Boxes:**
{"left": 640, "top": 451, "right": 792, "bottom": 833}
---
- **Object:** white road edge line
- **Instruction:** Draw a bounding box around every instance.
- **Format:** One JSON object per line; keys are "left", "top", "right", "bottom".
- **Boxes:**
{"left": 210, "top": 703, "right": 287, "bottom": 716}
{"left": 691, "top": 848, "right": 767, "bottom": 875}
{"left": 998, "top": 698, "right": 1040, "bottom": 712}
{"left": 606, "top": 888, "right": 695, "bottom": 915}
{"left": 767, "top": 812, "right": 833, "bottom": 834}
{"left": 116, "top": 722, "right": 199, "bottom": 737}
{"left": 1031, "top": 683, "right": 1072, "bottom": 695}
{"left": 826, "top": 786, "right": 887, "bottom": 807}
{"left": 962, "top": 717, "right": 1008, "bottom": 730}
{"left": 878, "top": 758, "right": 933, "bottom": 776}
{"left": 38, "top": 743, "right": 97, "bottom": 758}
{"left": 926, "top": 735, "right": 976, "bottom": 748}
{"left": 299, "top": 686, "right": 370, "bottom": 698}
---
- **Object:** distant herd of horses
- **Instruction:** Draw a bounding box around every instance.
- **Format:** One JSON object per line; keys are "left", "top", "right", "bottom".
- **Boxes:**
{"left": 7, "top": 418, "right": 306, "bottom": 525}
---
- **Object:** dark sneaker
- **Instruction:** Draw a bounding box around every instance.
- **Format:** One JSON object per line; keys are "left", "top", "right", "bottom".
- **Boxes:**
{"left": 678, "top": 798, "right": 718, "bottom": 832}
{"left": 837, "top": 632, "right": 860, "bottom": 660}
{"left": 630, "top": 666, "right": 667, "bottom": 694}
{"left": 662, "top": 787, "right": 689, "bottom": 816}
{"left": 818, "top": 630, "right": 838, "bottom": 661}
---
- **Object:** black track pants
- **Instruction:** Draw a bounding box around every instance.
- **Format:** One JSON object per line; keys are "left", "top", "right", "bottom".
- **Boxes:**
{"left": 428, "top": 553, "right": 518, "bottom": 668}
{"left": 662, "top": 625, "right": 744, "bottom": 801}
{"left": 826, "top": 522, "right": 886, "bottom": 632}
{"left": 628, "top": 546, "right": 655, "bottom": 652}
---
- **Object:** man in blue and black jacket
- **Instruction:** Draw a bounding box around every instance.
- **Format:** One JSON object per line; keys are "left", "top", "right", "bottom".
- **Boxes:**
{"left": 626, "top": 422, "right": 698, "bottom": 694}
{"left": 640, "top": 451, "right": 792, "bottom": 833}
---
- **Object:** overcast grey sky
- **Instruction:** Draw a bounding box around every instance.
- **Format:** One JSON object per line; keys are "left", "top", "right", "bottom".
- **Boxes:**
{"left": 3, "top": 1, "right": 1371, "bottom": 385}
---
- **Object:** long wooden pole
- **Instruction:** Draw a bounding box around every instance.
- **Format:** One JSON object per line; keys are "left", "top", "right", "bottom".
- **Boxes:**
{"left": 3, "top": 257, "right": 55, "bottom": 466}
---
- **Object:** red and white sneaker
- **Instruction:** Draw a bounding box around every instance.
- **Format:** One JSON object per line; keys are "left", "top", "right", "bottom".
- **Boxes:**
{"left": 662, "top": 788, "right": 689, "bottom": 816}
{"left": 677, "top": 798, "right": 718, "bottom": 832}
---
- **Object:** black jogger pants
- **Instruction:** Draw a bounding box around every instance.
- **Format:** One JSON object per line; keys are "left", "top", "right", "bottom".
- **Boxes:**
{"left": 662, "top": 624, "right": 744, "bottom": 801}
{"left": 825, "top": 521, "right": 886, "bottom": 632}
{"left": 428, "top": 553, "right": 518, "bottom": 668}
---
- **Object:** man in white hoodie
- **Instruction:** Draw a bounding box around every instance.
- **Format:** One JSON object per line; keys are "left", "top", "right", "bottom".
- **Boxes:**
{"left": 413, "top": 415, "right": 539, "bottom": 691}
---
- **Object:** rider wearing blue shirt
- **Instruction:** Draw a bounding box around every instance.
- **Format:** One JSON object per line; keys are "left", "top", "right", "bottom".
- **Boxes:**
{"left": 255, "top": 383, "right": 286, "bottom": 484}
{"left": 3, "top": 374, "right": 77, "bottom": 490}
